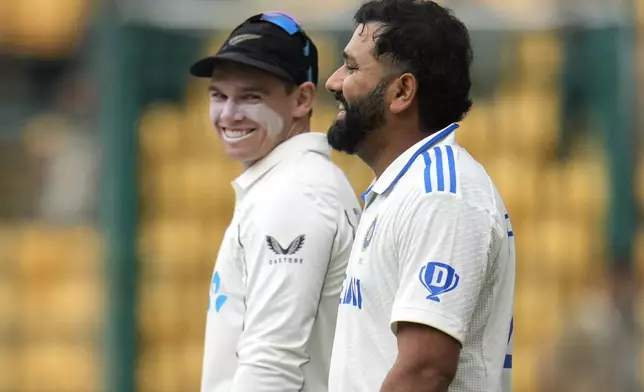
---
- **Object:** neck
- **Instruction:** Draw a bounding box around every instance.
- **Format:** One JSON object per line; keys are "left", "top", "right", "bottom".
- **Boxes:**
{"left": 359, "top": 126, "right": 427, "bottom": 178}
{"left": 286, "top": 117, "right": 311, "bottom": 139}
{"left": 241, "top": 117, "right": 311, "bottom": 170}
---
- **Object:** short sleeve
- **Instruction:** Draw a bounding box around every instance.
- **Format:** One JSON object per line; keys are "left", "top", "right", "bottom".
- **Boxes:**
{"left": 391, "top": 194, "right": 494, "bottom": 343}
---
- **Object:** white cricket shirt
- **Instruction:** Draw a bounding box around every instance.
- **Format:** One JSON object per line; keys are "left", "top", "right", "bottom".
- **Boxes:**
{"left": 328, "top": 124, "right": 516, "bottom": 392}
{"left": 202, "top": 132, "right": 361, "bottom": 392}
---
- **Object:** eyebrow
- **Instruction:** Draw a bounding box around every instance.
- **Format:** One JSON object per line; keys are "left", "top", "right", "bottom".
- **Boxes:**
{"left": 342, "top": 51, "right": 357, "bottom": 64}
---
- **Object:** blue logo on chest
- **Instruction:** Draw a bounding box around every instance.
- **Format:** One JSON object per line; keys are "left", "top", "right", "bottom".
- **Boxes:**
{"left": 419, "top": 262, "right": 459, "bottom": 302}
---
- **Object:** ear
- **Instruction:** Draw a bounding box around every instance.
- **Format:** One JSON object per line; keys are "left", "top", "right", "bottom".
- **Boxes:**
{"left": 292, "top": 81, "right": 317, "bottom": 118}
{"left": 389, "top": 73, "right": 417, "bottom": 115}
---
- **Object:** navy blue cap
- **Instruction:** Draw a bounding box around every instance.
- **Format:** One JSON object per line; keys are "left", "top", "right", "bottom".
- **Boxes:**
{"left": 190, "top": 12, "right": 319, "bottom": 86}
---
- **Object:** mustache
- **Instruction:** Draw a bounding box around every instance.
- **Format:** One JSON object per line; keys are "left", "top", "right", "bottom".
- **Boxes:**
{"left": 334, "top": 93, "right": 349, "bottom": 109}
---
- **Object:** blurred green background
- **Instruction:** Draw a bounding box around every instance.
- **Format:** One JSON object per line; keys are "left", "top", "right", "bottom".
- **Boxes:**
{"left": 0, "top": 0, "right": 643, "bottom": 391}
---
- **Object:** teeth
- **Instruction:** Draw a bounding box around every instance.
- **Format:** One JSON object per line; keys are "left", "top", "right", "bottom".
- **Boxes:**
{"left": 223, "top": 128, "right": 254, "bottom": 139}
{"left": 337, "top": 103, "right": 346, "bottom": 117}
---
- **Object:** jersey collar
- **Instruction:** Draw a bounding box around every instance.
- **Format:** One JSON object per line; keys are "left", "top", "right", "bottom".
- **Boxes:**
{"left": 362, "top": 123, "right": 459, "bottom": 204}
{"left": 234, "top": 132, "right": 331, "bottom": 194}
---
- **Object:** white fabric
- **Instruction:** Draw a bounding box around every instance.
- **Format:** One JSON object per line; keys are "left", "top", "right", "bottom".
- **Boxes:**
{"left": 202, "top": 132, "right": 361, "bottom": 392}
{"left": 329, "top": 124, "right": 515, "bottom": 392}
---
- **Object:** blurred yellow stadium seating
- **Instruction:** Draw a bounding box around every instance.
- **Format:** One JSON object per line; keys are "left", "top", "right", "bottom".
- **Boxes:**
{"left": 0, "top": 225, "right": 104, "bottom": 391}
{"left": 0, "top": 278, "right": 16, "bottom": 337}
{"left": 516, "top": 33, "right": 561, "bottom": 86}
{"left": 20, "top": 341, "right": 99, "bottom": 391}
{"left": 2, "top": 0, "right": 91, "bottom": 57}
{"left": 0, "top": 347, "right": 17, "bottom": 390}
{"left": 138, "top": 343, "right": 203, "bottom": 392}
{"left": 20, "top": 277, "right": 102, "bottom": 338}
{"left": 138, "top": 281, "right": 184, "bottom": 344}
{"left": 139, "top": 103, "right": 187, "bottom": 161}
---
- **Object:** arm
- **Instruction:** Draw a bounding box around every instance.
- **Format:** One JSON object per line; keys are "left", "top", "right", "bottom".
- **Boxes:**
{"left": 231, "top": 185, "right": 338, "bottom": 392}
{"left": 380, "top": 322, "right": 460, "bottom": 392}
{"left": 381, "top": 194, "right": 495, "bottom": 392}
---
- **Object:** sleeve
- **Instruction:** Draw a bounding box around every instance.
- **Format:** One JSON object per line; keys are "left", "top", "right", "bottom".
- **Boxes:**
{"left": 391, "top": 193, "right": 494, "bottom": 344}
{"left": 230, "top": 184, "right": 338, "bottom": 392}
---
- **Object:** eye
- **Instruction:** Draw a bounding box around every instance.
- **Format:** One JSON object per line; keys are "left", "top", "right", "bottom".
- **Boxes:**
{"left": 242, "top": 93, "right": 262, "bottom": 102}
{"left": 344, "top": 63, "right": 358, "bottom": 73}
{"left": 210, "top": 91, "right": 225, "bottom": 100}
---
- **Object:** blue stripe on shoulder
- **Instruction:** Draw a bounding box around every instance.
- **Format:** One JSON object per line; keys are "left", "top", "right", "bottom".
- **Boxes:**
{"left": 422, "top": 151, "right": 432, "bottom": 193}
{"left": 422, "top": 145, "right": 458, "bottom": 195}
{"left": 446, "top": 145, "right": 457, "bottom": 194}
{"left": 433, "top": 146, "right": 445, "bottom": 192}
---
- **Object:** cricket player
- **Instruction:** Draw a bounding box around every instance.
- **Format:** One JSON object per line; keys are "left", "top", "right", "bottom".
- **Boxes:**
{"left": 325, "top": 1, "right": 515, "bottom": 391}
{"left": 188, "top": 12, "right": 361, "bottom": 392}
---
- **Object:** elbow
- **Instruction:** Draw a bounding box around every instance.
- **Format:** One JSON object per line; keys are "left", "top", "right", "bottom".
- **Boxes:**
{"left": 424, "top": 369, "right": 454, "bottom": 392}
{"left": 384, "top": 363, "right": 455, "bottom": 392}
{"left": 412, "top": 366, "right": 454, "bottom": 392}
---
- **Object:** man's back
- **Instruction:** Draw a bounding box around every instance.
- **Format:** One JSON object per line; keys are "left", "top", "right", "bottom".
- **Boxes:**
{"left": 329, "top": 133, "right": 515, "bottom": 391}
{"left": 203, "top": 133, "right": 361, "bottom": 392}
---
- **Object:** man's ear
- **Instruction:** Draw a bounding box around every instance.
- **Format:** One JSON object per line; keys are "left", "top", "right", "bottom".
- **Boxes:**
{"left": 389, "top": 73, "right": 417, "bottom": 115}
{"left": 292, "top": 82, "right": 317, "bottom": 118}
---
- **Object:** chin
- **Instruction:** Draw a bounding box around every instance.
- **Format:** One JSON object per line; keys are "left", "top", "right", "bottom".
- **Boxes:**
{"left": 222, "top": 147, "right": 253, "bottom": 163}
{"left": 327, "top": 120, "right": 360, "bottom": 155}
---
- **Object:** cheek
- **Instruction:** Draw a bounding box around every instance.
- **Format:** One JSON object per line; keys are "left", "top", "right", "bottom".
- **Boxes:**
{"left": 341, "top": 76, "right": 362, "bottom": 102}
{"left": 238, "top": 103, "right": 285, "bottom": 137}
{"left": 209, "top": 102, "right": 223, "bottom": 124}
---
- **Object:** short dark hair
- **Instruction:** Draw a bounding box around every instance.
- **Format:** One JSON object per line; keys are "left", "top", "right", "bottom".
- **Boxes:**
{"left": 354, "top": 0, "right": 473, "bottom": 132}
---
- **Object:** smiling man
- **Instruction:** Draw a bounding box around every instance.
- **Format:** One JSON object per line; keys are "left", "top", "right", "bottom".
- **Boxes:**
{"left": 326, "top": 1, "right": 516, "bottom": 392}
{"left": 189, "top": 12, "right": 361, "bottom": 392}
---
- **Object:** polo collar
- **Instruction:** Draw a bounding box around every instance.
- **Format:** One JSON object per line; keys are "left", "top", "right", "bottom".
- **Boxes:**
{"left": 361, "top": 123, "right": 459, "bottom": 203}
{"left": 233, "top": 132, "right": 331, "bottom": 194}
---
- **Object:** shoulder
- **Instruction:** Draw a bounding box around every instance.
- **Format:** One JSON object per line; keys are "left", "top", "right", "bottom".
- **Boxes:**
{"left": 273, "top": 149, "right": 359, "bottom": 208}
{"left": 244, "top": 158, "right": 356, "bottom": 226}
{"left": 396, "top": 144, "right": 498, "bottom": 212}
{"left": 385, "top": 145, "right": 508, "bottom": 236}
{"left": 397, "top": 144, "right": 471, "bottom": 195}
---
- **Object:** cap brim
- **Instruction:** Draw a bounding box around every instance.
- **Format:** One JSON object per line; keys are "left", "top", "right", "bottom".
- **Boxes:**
{"left": 189, "top": 52, "right": 294, "bottom": 83}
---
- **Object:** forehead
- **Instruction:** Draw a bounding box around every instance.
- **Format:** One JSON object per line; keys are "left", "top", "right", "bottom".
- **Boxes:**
{"left": 210, "top": 62, "right": 285, "bottom": 92}
{"left": 345, "top": 23, "right": 381, "bottom": 61}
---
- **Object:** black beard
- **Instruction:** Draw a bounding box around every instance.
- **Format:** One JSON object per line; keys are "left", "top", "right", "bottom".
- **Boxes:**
{"left": 327, "top": 81, "right": 388, "bottom": 154}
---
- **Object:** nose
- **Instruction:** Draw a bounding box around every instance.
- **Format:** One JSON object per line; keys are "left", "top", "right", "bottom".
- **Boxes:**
{"left": 219, "top": 99, "right": 244, "bottom": 122}
{"left": 325, "top": 67, "right": 343, "bottom": 95}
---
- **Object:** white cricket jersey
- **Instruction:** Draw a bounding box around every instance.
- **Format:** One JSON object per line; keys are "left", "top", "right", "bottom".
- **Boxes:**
{"left": 328, "top": 123, "right": 516, "bottom": 392}
{"left": 202, "top": 132, "right": 361, "bottom": 392}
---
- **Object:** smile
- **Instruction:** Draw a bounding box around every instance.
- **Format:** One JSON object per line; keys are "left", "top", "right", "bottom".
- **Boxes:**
{"left": 222, "top": 127, "right": 256, "bottom": 140}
